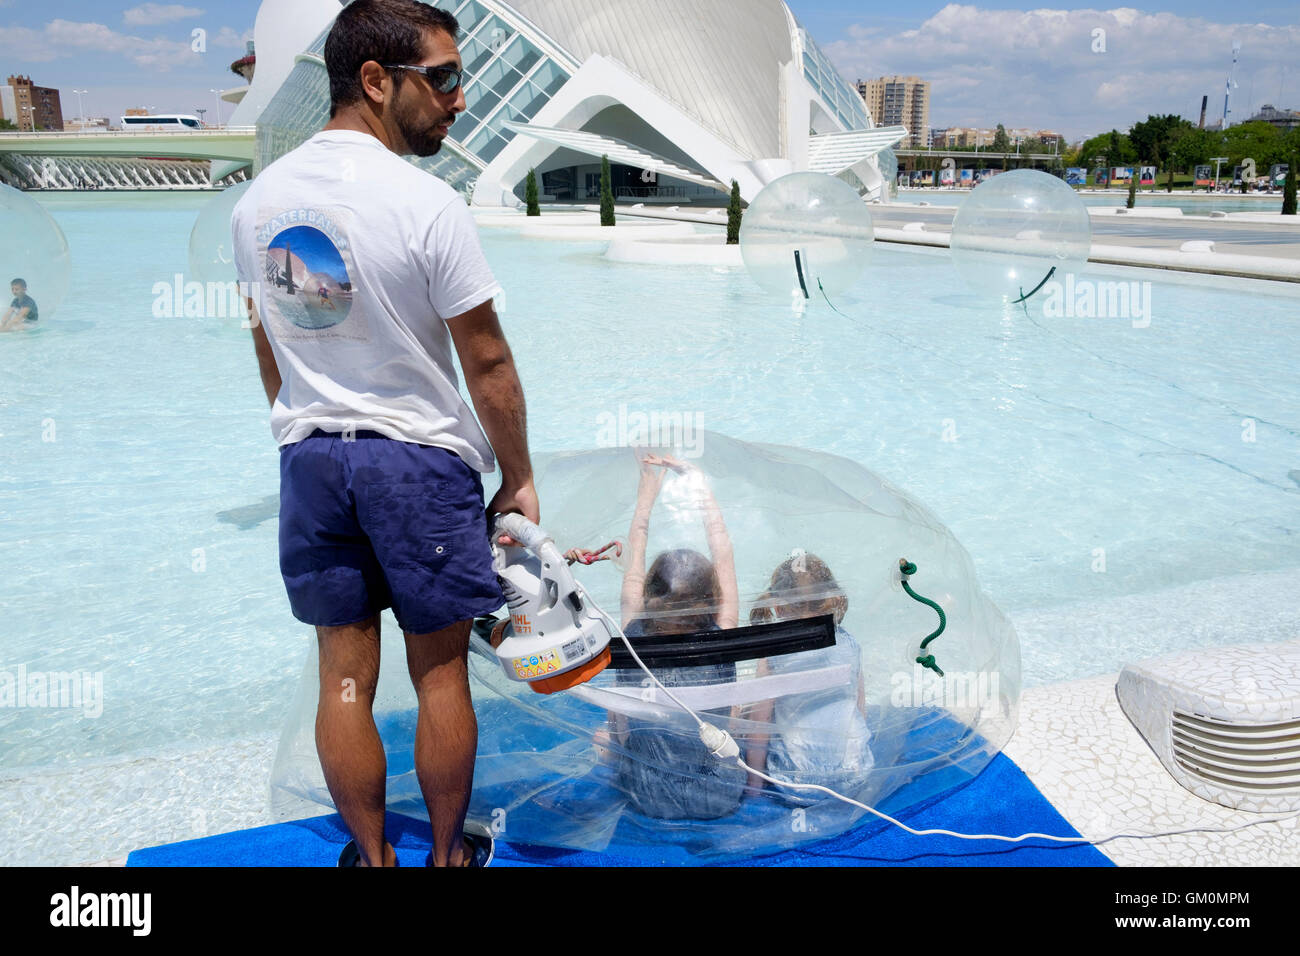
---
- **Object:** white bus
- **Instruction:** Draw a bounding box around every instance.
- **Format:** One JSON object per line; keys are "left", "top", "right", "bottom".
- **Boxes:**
{"left": 119, "top": 114, "right": 205, "bottom": 131}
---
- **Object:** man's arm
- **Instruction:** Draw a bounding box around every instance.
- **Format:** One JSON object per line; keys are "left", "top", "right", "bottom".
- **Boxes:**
{"left": 446, "top": 298, "right": 538, "bottom": 532}
{"left": 245, "top": 299, "right": 282, "bottom": 409}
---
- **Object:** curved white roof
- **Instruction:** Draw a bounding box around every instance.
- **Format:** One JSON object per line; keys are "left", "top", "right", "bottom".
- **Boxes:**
{"left": 505, "top": 0, "right": 795, "bottom": 158}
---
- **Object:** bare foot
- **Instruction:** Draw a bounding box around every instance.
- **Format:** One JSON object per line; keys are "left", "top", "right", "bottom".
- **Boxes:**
{"left": 358, "top": 841, "right": 397, "bottom": 867}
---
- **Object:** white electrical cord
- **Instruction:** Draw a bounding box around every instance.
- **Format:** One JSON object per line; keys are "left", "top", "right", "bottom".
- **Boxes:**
{"left": 593, "top": 605, "right": 1300, "bottom": 847}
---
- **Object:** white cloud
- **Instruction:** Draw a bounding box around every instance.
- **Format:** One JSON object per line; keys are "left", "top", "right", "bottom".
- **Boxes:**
{"left": 824, "top": 4, "right": 1300, "bottom": 139}
{"left": 0, "top": 26, "right": 56, "bottom": 62}
{"left": 0, "top": 19, "right": 203, "bottom": 71}
{"left": 213, "top": 26, "right": 255, "bottom": 50}
{"left": 123, "top": 4, "right": 204, "bottom": 26}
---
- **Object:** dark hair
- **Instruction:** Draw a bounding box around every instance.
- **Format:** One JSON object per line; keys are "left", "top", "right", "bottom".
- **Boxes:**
{"left": 642, "top": 548, "right": 720, "bottom": 635}
{"left": 324, "top": 0, "right": 459, "bottom": 118}
{"left": 749, "top": 552, "right": 848, "bottom": 627}
{"left": 10, "top": 278, "right": 25, "bottom": 288}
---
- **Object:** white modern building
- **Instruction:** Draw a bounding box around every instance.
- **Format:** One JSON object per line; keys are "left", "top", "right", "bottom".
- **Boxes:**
{"left": 240, "top": 0, "right": 906, "bottom": 204}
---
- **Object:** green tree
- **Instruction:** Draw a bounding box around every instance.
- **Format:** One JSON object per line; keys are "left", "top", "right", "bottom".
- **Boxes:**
{"left": 1284, "top": 155, "right": 1297, "bottom": 216}
{"left": 1074, "top": 131, "right": 1113, "bottom": 173}
{"left": 525, "top": 167, "right": 540, "bottom": 217}
{"left": 991, "top": 124, "right": 1011, "bottom": 153}
{"left": 0, "top": 118, "right": 16, "bottom": 131}
{"left": 1130, "top": 113, "right": 1193, "bottom": 193}
{"left": 1126, "top": 166, "right": 1138, "bottom": 208}
{"left": 726, "top": 179, "right": 742, "bottom": 244}
{"left": 1170, "top": 128, "right": 1215, "bottom": 184}
{"left": 1224, "top": 121, "right": 1284, "bottom": 168}
{"left": 1111, "top": 129, "right": 1136, "bottom": 164}
{"left": 989, "top": 124, "right": 1011, "bottom": 171}
{"left": 599, "top": 154, "right": 615, "bottom": 227}
{"left": 1285, "top": 125, "right": 1300, "bottom": 161}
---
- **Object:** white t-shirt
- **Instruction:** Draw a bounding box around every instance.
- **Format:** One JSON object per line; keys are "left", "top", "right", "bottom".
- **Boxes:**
{"left": 231, "top": 129, "right": 502, "bottom": 472}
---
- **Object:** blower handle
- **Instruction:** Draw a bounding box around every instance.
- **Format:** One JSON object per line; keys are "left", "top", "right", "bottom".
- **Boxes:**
{"left": 492, "top": 512, "right": 551, "bottom": 552}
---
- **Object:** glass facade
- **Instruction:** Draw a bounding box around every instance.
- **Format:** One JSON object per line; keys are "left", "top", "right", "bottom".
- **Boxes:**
{"left": 877, "top": 146, "right": 898, "bottom": 199}
{"left": 435, "top": 0, "right": 573, "bottom": 164}
{"left": 255, "top": 58, "right": 332, "bottom": 172}
{"left": 798, "top": 28, "right": 870, "bottom": 132}
{"left": 256, "top": 1, "right": 577, "bottom": 194}
{"left": 255, "top": 2, "right": 888, "bottom": 201}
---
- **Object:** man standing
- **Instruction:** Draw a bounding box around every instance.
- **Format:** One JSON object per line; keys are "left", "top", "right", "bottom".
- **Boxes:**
{"left": 232, "top": 0, "right": 536, "bottom": 867}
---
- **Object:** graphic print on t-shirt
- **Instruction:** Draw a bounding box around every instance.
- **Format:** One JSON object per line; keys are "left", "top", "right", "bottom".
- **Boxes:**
{"left": 257, "top": 207, "right": 367, "bottom": 342}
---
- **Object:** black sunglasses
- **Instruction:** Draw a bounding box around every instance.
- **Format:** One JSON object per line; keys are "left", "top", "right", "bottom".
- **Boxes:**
{"left": 383, "top": 63, "right": 463, "bottom": 94}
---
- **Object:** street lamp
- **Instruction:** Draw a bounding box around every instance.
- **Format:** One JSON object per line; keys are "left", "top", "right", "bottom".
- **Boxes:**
{"left": 1210, "top": 155, "right": 1229, "bottom": 191}
{"left": 196, "top": 108, "right": 208, "bottom": 128}
{"left": 209, "top": 89, "right": 223, "bottom": 127}
{"left": 72, "top": 89, "right": 88, "bottom": 126}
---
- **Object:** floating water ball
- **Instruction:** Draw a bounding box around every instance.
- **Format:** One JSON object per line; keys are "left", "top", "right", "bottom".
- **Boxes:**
{"left": 187, "top": 180, "right": 252, "bottom": 288}
{"left": 949, "top": 169, "right": 1091, "bottom": 303}
{"left": 739, "top": 172, "right": 874, "bottom": 300}
{"left": 0, "top": 183, "right": 70, "bottom": 325}
{"left": 270, "top": 431, "right": 1020, "bottom": 859}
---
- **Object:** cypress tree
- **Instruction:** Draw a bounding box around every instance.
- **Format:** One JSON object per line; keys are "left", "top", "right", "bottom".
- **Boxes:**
{"left": 599, "top": 155, "right": 615, "bottom": 226}
{"left": 1283, "top": 155, "right": 1297, "bottom": 216}
{"left": 726, "top": 179, "right": 742, "bottom": 244}
{"left": 525, "top": 168, "right": 540, "bottom": 217}
{"left": 1126, "top": 166, "right": 1138, "bottom": 209}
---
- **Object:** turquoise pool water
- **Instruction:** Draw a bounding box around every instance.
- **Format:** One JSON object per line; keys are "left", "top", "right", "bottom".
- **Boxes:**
{"left": 2, "top": 191, "right": 1298, "bottom": 774}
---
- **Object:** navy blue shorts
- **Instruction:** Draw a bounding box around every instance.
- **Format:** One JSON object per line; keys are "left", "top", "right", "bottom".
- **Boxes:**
{"left": 278, "top": 429, "right": 504, "bottom": 633}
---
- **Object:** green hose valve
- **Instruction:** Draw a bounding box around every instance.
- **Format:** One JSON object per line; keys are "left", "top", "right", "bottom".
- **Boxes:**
{"left": 899, "top": 558, "right": 946, "bottom": 677}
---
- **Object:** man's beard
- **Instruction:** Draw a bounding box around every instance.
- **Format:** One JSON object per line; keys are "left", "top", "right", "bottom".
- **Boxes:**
{"left": 395, "top": 98, "right": 449, "bottom": 158}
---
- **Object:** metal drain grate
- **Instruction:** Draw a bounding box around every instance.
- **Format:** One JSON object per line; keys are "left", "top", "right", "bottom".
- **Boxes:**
{"left": 1172, "top": 710, "right": 1300, "bottom": 792}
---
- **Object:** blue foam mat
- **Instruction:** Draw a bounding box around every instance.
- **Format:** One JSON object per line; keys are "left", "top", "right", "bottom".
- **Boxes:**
{"left": 126, "top": 754, "right": 1111, "bottom": 867}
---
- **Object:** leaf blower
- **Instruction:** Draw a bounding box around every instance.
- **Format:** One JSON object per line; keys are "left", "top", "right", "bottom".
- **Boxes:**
{"left": 490, "top": 513, "right": 615, "bottom": 694}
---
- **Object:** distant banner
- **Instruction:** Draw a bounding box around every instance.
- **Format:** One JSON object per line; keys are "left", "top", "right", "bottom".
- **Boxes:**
{"left": 1110, "top": 166, "right": 1133, "bottom": 184}
{"left": 1270, "top": 163, "right": 1289, "bottom": 186}
{"left": 1194, "top": 164, "right": 1213, "bottom": 186}
{"left": 1232, "top": 165, "right": 1245, "bottom": 183}
{"left": 959, "top": 168, "right": 974, "bottom": 185}
{"left": 919, "top": 170, "right": 934, "bottom": 185}
{"left": 1093, "top": 167, "right": 1108, "bottom": 186}
{"left": 1140, "top": 166, "right": 1156, "bottom": 185}
{"left": 1065, "top": 167, "right": 1087, "bottom": 186}
{"left": 939, "top": 167, "right": 955, "bottom": 185}
{"left": 976, "top": 169, "right": 1000, "bottom": 183}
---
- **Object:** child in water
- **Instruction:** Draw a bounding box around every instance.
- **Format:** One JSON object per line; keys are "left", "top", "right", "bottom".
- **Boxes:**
{"left": 605, "top": 451, "right": 748, "bottom": 820}
{"left": 744, "top": 552, "right": 873, "bottom": 797}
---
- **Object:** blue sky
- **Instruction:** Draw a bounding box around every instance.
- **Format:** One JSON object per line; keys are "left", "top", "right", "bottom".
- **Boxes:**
{"left": 269, "top": 225, "right": 348, "bottom": 283}
{"left": 2, "top": 2, "right": 1297, "bottom": 140}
